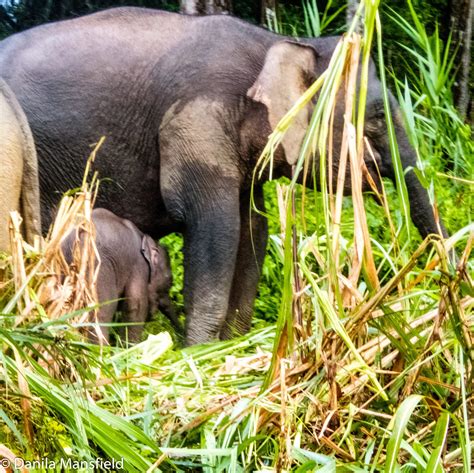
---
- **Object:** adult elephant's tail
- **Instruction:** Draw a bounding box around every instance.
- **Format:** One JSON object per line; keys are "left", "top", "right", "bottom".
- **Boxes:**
{"left": 0, "top": 79, "right": 42, "bottom": 245}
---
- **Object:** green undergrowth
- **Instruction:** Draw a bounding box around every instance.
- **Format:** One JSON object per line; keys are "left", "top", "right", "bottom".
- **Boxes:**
{"left": 0, "top": 262, "right": 472, "bottom": 471}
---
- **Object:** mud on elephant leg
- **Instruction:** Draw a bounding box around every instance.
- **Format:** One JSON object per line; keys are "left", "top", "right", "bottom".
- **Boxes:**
{"left": 220, "top": 188, "right": 268, "bottom": 340}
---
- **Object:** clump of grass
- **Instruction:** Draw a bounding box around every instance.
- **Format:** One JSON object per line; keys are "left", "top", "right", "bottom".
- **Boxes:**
{"left": 387, "top": 0, "right": 473, "bottom": 235}
{"left": 243, "top": 0, "right": 473, "bottom": 469}
{"left": 266, "top": 0, "right": 345, "bottom": 36}
{"left": 2, "top": 143, "right": 100, "bottom": 336}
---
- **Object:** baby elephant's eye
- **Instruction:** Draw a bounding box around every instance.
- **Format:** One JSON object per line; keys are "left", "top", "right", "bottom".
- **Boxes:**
{"left": 368, "top": 100, "right": 385, "bottom": 121}
{"left": 374, "top": 111, "right": 385, "bottom": 120}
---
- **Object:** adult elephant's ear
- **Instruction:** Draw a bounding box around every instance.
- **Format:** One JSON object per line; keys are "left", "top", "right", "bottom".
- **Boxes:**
{"left": 247, "top": 41, "right": 317, "bottom": 165}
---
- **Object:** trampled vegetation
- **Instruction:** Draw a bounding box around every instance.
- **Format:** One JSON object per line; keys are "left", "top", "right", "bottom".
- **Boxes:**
{"left": 0, "top": 1, "right": 472, "bottom": 471}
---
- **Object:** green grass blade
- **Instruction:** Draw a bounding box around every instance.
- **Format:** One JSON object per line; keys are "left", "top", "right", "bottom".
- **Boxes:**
{"left": 384, "top": 394, "right": 423, "bottom": 473}
{"left": 375, "top": 12, "right": 412, "bottom": 241}
{"left": 425, "top": 412, "right": 449, "bottom": 473}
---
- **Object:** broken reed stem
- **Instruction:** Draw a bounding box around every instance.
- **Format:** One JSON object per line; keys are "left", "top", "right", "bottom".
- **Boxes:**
{"left": 9, "top": 211, "right": 30, "bottom": 317}
{"left": 291, "top": 166, "right": 304, "bottom": 343}
{"left": 350, "top": 38, "right": 379, "bottom": 295}
{"left": 343, "top": 236, "right": 442, "bottom": 337}
{"left": 12, "top": 346, "right": 34, "bottom": 446}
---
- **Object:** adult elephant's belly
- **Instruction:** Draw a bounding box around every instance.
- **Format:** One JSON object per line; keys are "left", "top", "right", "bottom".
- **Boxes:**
{"left": 32, "top": 123, "right": 177, "bottom": 239}
{"left": 0, "top": 23, "right": 181, "bottom": 239}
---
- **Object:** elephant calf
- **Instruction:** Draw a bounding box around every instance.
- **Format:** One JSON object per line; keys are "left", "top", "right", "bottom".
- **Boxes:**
{"left": 62, "top": 208, "right": 178, "bottom": 343}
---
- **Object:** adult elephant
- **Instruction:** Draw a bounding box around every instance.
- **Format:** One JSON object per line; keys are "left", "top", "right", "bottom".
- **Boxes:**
{"left": 0, "top": 79, "right": 41, "bottom": 251}
{"left": 0, "top": 8, "right": 445, "bottom": 344}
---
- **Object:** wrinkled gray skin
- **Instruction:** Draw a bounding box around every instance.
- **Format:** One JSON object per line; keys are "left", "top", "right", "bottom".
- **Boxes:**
{"left": 0, "top": 79, "right": 41, "bottom": 251}
{"left": 0, "top": 8, "right": 447, "bottom": 345}
{"left": 62, "top": 208, "right": 177, "bottom": 343}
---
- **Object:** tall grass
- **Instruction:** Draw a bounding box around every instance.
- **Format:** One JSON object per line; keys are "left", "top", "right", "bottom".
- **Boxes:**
{"left": 0, "top": 1, "right": 472, "bottom": 471}
{"left": 267, "top": 0, "right": 345, "bottom": 36}
{"left": 388, "top": 1, "right": 473, "bottom": 178}
{"left": 251, "top": 0, "right": 473, "bottom": 470}
{"left": 387, "top": 0, "right": 473, "bottom": 234}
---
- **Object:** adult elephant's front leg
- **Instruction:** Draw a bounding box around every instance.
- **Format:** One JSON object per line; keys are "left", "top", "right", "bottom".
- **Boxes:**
{"left": 159, "top": 99, "right": 243, "bottom": 345}
{"left": 220, "top": 187, "right": 268, "bottom": 339}
{"left": 183, "top": 204, "right": 240, "bottom": 344}
{"left": 161, "top": 163, "right": 240, "bottom": 346}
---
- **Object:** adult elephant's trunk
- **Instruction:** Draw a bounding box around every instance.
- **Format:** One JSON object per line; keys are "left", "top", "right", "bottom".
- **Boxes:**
{"left": 393, "top": 116, "right": 448, "bottom": 240}
{"left": 404, "top": 171, "right": 448, "bottom": 239}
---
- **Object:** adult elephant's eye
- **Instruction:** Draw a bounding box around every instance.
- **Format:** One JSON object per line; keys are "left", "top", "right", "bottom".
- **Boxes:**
{"left": 368, "top": 100, "right": 385, "bottom": 122}
{"left": 367, "top": 108, "right": 386, "bottom": 131}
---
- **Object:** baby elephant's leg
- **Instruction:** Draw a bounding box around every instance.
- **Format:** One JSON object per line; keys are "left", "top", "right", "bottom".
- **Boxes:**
{"left": 158, "top": 294, "right": 182, "bottom": 333}
{"left": 123, "top": 277, "right": 149, "bottom": 344}
{"left": 95, "top": 268, "right": 120, "bottom": 343}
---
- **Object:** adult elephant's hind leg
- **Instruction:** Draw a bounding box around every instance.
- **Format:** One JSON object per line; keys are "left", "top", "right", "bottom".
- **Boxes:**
{"left": 220, "top": 187, "right": 268, "bottom": 340}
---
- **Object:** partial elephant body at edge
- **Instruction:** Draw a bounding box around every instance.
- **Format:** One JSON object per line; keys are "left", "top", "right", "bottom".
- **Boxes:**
{"left": 0, "top": 79, "right": 41, "bottom": 251}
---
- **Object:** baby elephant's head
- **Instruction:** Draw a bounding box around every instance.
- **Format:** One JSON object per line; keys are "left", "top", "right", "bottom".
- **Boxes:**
{"left": 141, "top": 236, "right": 178, "bottom": 329}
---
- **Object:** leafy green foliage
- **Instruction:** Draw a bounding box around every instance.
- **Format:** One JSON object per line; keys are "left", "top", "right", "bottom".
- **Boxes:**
{"left": 265, "top": 0, "right": 346, "bottom": 36}
{"left": 387, "top": 1, "right": 473, "bottom": 237}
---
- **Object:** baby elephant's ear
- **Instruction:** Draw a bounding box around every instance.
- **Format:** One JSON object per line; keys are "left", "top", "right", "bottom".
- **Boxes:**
{"left": 142, "top": 235, "right": 169, "bottom": 281}
{"left": 141, "top": 235, "right": 159, "bottom": 282}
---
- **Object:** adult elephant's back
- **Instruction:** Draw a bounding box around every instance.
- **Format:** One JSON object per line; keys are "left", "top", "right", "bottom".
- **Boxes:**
{"left": 0, "top": 8, "right": 200, "bottom": 237}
